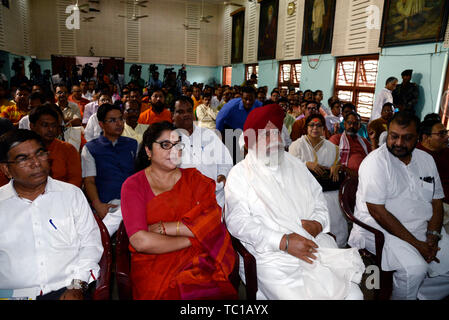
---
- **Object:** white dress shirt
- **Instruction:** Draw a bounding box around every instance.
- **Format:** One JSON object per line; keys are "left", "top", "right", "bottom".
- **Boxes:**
{"left": 84, "top": 113, "right": 102, "bottom": 142}
{"left": 371, "top": 88, "right": 393, "bottom": 121}
{"left": 0, "top": 177, "right": 103, "bottom": 299}
{"left": 83, "top": 101, "right": 99, "bottom": 125}
{"left": 177, "top": 125, "right": 233, "bottom": 208}
{"left": 57, "top": 101, "right": 81, "bottom": 121}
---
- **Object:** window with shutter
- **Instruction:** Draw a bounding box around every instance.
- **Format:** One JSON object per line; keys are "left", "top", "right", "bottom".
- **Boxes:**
{"left": 334, "top": 54, "right": 379, "bottom": 120}
{"left": 278, "top": 60, "right": 301, "bottom": 90}
{"left": 245, "top": 63, "right": 258, "bottom": 81}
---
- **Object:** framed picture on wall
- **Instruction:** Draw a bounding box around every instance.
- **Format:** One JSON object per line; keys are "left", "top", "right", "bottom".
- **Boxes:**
{"left": 258, "top": 0, "right": 279, "bottom": 61}
{"left": 379, "top": 0, "right": 449, "bottom": 48}
{"left": 231, "top": 8, "right": 245, "bottom": 64}
{"left": 301, "top": 0, "right": 336, "bottom": 56}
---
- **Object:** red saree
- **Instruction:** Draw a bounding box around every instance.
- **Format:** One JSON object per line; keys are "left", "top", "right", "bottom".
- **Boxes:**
{"left": 130, "top": 168, "right": 237, "bottom": 300}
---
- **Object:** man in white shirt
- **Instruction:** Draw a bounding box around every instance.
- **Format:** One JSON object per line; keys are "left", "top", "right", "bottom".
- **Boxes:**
{"left": 173, "top": 96, "right": 233, "bottom": 208}
{"left": 211, "top": 87, "right": 224, "bottom": 110}
{"left": 371, "top": 77, "right": 398, "bottom": 122}
{"left": 54, "top": 85, "right": 82, "bottom": 127}
{"left": 348, "top": 111, "right": 449, "bottom": 300}
{"left": 83, "top": 94, "right": 112, "bottom": 126}
{"left": 224, "top": 104, "right": 364, "bottom": 300}
{"left": 122, "top": 100, "right": 149, "bottom": 146}
{"left": 0, "top": 129, "right": 103, "bottom": 300}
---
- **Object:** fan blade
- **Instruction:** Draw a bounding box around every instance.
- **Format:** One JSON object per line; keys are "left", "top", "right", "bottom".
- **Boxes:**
{"left": 89, "top": 8, "right": 101, "bottom": 12}
{"left": 136, "top": 15, "right": 148, "bottom": 19}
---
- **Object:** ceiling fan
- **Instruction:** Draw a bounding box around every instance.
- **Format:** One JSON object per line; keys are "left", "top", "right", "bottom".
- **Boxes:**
{"left": 120, "top": 0, "right": 149, "bottom": 7}
{"left": 118, "top": 13, "right": 149, "bottom": 21}
{"left": 183, "top": 23, "right": 200, "bottom": 30}
{"left": 223, "top": 1, "right": 244, "bottom": 7}
{"left": 199, "top": 0, "right": 213, "bottom": 23}
{"left": 74, "top": 1, "right": 101, "bottom": 14}
{"left": 82, "top": 16, "right": 96, "bottom": 22}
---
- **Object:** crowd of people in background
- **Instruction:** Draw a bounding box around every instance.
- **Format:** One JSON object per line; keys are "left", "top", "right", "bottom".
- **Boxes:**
{"left": 0, "top": 68, "right": 448, "bottom": 301}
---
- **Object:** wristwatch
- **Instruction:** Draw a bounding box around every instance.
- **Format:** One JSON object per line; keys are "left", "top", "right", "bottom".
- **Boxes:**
{"left": 426, "top": 230, "right": 442, "bottom": 240}
{"left": 67, "top": 279, "right": 88, "bottom": 292}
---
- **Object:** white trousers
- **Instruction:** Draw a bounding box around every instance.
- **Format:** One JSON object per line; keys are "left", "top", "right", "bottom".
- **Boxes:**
{"left": 323, "top": 190, "right": 349, "bottom": 248}
{"left": 364, "top": 231, "right": 449, "bottom": 300}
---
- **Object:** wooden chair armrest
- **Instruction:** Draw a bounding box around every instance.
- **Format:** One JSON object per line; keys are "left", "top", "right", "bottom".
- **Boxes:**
{"left": 231, "top": 236, "right": 258, "bottom": 300}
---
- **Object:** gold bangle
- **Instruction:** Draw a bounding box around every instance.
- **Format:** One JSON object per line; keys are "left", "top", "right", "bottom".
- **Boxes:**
{"left": 176, "top": 221, "right": 180, "bottom": 236}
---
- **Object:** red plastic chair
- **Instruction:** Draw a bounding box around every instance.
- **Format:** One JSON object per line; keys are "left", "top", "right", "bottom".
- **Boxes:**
{"left": 115, "top": 222, "right": 132, "bottom": 300}
{"left": 92, "top": 213, "right": 113, "bottom": 300}
{"left": 339, "top": 176, "right": 393, "bottom": 300}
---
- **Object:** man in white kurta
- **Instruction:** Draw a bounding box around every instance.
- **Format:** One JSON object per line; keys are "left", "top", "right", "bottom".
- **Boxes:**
{"left": 348, "top": 112, "right": 449, "bottom": 300}
{"left": 173, "top": 96, "right": 233, "bottom": 208}
{"left": 225, "top": 104, "right": 365, "bottom": 300}
{"left": 371, "top": 77, "right": 397, "bottom": 122}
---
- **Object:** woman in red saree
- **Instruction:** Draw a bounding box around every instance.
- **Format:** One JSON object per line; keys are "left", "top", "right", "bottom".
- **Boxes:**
{"left": 121, "top": 121, "right": 237, "bottom": 300}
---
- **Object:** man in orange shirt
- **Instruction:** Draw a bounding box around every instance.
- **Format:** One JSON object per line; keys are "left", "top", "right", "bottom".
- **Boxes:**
{"left": 69, "top": 84, "right": 90, "bottom": 118}
{"left": 191, "top": 85, "right": 203, "bottom": 120}
{"left": 0, "top": 86, "right": 31, "bottom": 125}
{"left": 138, "top": 89, "right": 172, "bottom": 125}
{"left": 29, "top": 104, "right": 82, "bottom": 188}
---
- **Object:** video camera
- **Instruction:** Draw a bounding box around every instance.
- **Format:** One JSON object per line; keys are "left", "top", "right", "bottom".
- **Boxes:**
{"left": 149, "top": 64, "right": 158, "bottom": 78}
{"left": 177, "top": 64, "right": 187, "bottom": 80}
{"left": 11, "top": 57, "right": 25, "bottom": 75}
{"left": 129, "top": 64, "right": 142, "bottom": 81}
{"left": 81, "top": 63, "right": 96, "bottom": 82}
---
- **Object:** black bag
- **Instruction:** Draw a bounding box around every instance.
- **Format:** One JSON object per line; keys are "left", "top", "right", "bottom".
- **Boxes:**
{"left": 310, "top": 169, "right": 345, "bottom": 192}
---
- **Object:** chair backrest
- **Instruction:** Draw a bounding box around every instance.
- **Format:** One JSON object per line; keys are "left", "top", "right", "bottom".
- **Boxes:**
{"left": 92, "top": 213, "right": 112, "bottom": 300}
{"left": 115, "top": 221, "right": 132, "bottom": 300}
{"left": 339, "top": 176, "right": 359, "bottom": 221}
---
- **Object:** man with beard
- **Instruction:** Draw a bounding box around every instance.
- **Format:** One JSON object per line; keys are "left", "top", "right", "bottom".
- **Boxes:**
{"left": 122, "top": 100, "right": 149, "bottom": 146}
{"left": 329, "top": 112, "right": 371, "bottom": 178}
{"left": 68, "top": 85, "right": 90, "bottom": 118}
{"left": 348, "top": 111, "right": 449, "bottom": 300}
{"left": 54, "top": 85, "right": 82, "bottom": 127}
{"left": 224, "top": 103, "right": 365, "bottom": 300}
{"left": 138, "top": 89, "right": 172, "bottom": 125}
{"left": 82, "top": 104, "right": 138, "bottom": 236}
{"left": 368, "top": 102, "right": 395, "bottom": 150}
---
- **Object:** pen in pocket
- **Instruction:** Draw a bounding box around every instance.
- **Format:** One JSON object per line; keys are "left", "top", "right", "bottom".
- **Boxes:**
{"left": 49, "top": 219, "right": 57, "bottom": 230}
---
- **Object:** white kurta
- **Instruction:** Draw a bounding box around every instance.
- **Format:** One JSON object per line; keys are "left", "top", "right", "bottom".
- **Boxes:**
{"left": 178, "top": 125, "right": 233, "bottom": 208}
{"left": 289, "top": 136, "right": 349, "bottom": 248}
{"left": 224, "top": 151, "right": 365, "bottom": 300}
{"left": 196, "top": 104, "right": 218, "bottom": 130}
{"left": 349, "top": 144, "right": 449, "bottom": 300}
{"left": 371, "top": 88, "right": 393, "bottom": 122}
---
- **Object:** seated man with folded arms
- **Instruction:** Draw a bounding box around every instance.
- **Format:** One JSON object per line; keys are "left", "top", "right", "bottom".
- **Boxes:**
{"left": 348, "top": 112, "right": 449, "bottom": 300}
{"left": 82, "top": 104, "right": 138, "bottom": 236}
{"left": 29, "top": 105, "right": 82, "bottom": 188}
{"left": 0, "top": 129, "right": 102, "bottom": 300}
{"left": 121, "top": 100, "right": 149, "bottom": 146}
{"left": 225, "top": 104, "right": 365, "bottom": 300}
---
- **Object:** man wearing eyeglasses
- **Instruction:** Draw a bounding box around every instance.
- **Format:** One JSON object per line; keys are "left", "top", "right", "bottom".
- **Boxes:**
{"left": 122, "top": 100, "right": 149, "bottom": 146}
{"left": 349, "top": 112, "right": 449, "bottom": 300}
{"left": 54, "top": 85, "right": 82, "bottom": 128}
{"left": 418, "top": 119, "right": 449, "bottom": 226}
{"left": 82, "top": 104, "right": 138, "bottom": 236}
{"left": 68, "top": 85, "right": 90, "bottom": 119}
{"left": 0, "top": 129, "right": 103, "bottom": 300}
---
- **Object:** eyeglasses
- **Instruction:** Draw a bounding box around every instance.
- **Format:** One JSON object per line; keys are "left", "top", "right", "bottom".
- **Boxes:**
{"left": 4, "top": 150, "right": 49, "bottom": 168}
{"left": 431, "top": 130, "right": 449, "bottom": 138}
{"left": 104, "top": 117, "right": 124, "bottom": 124}
{"left": 154, "top": 140, "right": 185, "bottom": 151}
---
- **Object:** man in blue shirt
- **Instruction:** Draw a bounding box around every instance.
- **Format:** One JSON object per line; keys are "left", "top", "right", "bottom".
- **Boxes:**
{"left": 216, "top": 86, "right": 263, "bottom": 132}
{"left": 216, "top": 86, "right": 262, "bottom": 164}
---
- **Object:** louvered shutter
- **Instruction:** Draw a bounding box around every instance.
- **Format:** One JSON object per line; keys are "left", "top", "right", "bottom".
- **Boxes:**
{"left": 223, "top": 5, "right": 233, "bottom": 65}
{"left": 185, "top": 2, "right": 200, "bottom": 65}
{"left": 56, "top": 0, "right": 77, "bottom": 55}
{"left": 245, "top": 0, "right": 258, "bottom": 64}
{"left": 126, "top": 2, "right": 140, "bottom": 62}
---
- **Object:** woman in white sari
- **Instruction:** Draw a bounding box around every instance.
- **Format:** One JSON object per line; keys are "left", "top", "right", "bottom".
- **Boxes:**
{"left": 289, "top": 114, "right": 349, "bottom": 248}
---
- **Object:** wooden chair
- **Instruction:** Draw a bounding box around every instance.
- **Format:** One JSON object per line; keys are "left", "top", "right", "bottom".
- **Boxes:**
{"left": 339, "top": 176, "right": 393, "bottom": 300}
{"left": 230, "top": 236, "right": 258, "bottom": 300}
{"left": 92, "top": 213, "right": 113, "bottom": 300}
{"left": 115, "top": 221, "right": 132, "bottom": 300}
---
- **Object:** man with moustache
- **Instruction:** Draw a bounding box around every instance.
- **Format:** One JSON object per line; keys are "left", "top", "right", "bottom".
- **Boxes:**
{"left": 0, "top": 129, "right": 102, "bottom": 300}
{"left": 82, "top": 104, "right": 138, "bottom": 236}
{"left": 138, "top": 89, "right": 172, "bottom": 125}
{"left": 348, "top": 111, "right": 449, "bottom": 300}
{"left": 121, "top": 100, "right": 149, "bottom": 146}
{"left": 329, "top": 111, "right": 371, "bottom": 178}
